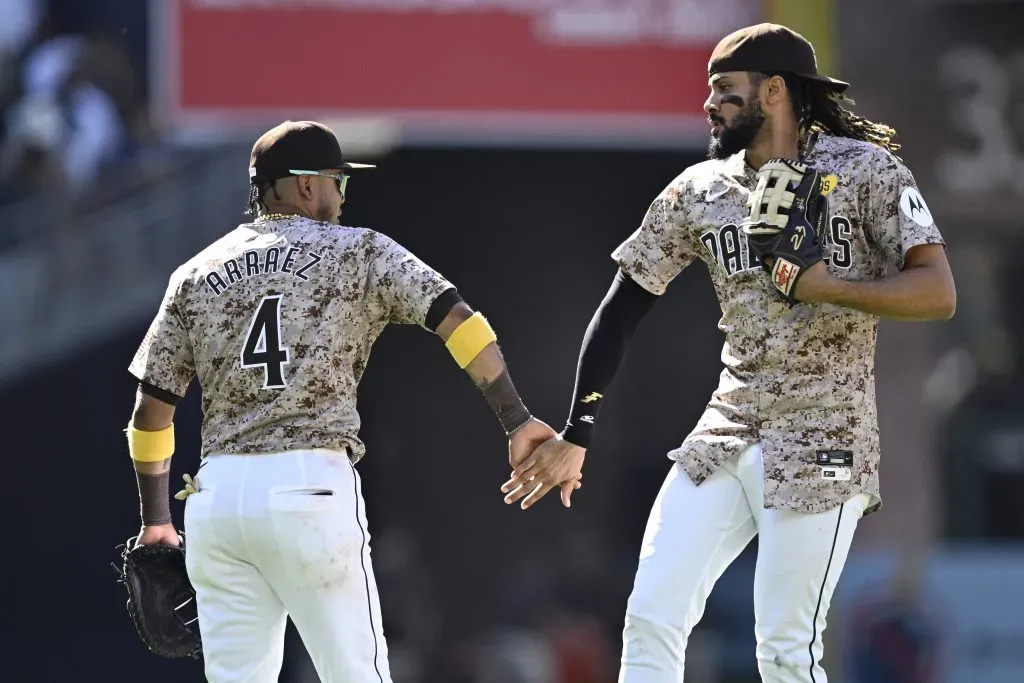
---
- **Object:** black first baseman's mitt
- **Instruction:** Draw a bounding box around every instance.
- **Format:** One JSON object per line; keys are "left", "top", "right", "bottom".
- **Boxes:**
{"left": 113, "top": 535, "right": 202, "bottom": 659}
{"left": 741, "top": 158, "right": 829, "bottom": 303}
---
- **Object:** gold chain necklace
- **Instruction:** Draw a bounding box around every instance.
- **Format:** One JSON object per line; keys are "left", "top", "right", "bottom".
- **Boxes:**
{"left": 256, "top": 212, "right": 301, "bottom": 222}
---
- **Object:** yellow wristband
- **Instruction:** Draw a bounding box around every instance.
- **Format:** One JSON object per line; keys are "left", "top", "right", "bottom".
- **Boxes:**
{"left": 127, "top": 423, "right": 175, "bottom": 462}
{"left": 445, "top": 312, "right": 497, "bottom": 369}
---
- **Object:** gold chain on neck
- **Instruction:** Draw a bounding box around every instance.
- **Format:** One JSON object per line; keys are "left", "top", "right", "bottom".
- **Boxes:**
{"left": 256, "top": 212, "right": 300, "bottom": 223}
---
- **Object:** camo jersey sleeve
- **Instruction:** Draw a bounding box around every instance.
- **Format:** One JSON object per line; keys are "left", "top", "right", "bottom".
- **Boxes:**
{"left": 612, "top": 177, "right": 697, "bottom": 295}
{"left": 366, "top": 231, "right": 456, "bottom": 327}
{"left": 868, "top": 150, "right": 946, "bottom": 270}
{"left": 128, "top": 273, "right": 196, "bottom": 397}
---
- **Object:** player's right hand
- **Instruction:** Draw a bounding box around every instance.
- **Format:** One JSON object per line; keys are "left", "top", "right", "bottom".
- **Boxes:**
{"left": 501, "top": 435, "right": 585, "bottom": 510}
{"left": 508, "top": 417, "right": 558, "bottom": 469}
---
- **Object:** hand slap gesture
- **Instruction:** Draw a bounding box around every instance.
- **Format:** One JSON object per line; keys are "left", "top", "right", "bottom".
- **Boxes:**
{"left": 501, "top": 435, "right": 585, "bottom": 510}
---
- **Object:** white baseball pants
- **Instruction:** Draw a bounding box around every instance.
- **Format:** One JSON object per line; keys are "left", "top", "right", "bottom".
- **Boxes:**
{"left": 619, "top": 444, "right": 870, "bottom": 683}
{"left": 183, "top": 449, "right": 392, "bottom": 683}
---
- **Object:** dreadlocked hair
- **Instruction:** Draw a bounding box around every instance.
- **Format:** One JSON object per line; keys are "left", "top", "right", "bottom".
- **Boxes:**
{"left": 803, "top": 81, "right": 901, "bottom": 158}
{"left": 245, "top": 180, "right": 282, "bottom": 217}
{"left": 245, "top": 182, "right": 263, "bottom": 217}
{"left": 753, "top": 72, "right": 901, "bottom": 160}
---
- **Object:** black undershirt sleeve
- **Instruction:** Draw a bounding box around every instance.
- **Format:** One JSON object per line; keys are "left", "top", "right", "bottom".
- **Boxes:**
{"left": 426, "top": 288, "right": 464, "bottom": 330}
{"left": 561, "top": 270, "right": 658, "bottom": 449}
{"left": 138, "top": 381, "right": 183, "bottom": 405}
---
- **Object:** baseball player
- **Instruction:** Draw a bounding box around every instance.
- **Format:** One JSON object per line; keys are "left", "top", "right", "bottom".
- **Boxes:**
{"left": 501, "top": 24, "right": 956, "bottom": 683}
{"left": 123, "top": 120, "right": 566, "bottom": 682}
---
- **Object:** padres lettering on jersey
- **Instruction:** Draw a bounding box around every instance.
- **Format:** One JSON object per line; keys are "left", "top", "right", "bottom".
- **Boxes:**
{"left": 698, "top": 215, "right": 855, "bottom": 278}
{"left": 612, "top": 134, "right": 945, "bottom": 515}
{"left": 129, "top": 217, "right": 455, "bottom": 462}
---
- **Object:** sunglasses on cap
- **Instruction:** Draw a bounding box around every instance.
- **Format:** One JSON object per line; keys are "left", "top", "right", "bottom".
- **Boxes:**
{"left": 288, "top": 169, "right": 349, "bottom": 196}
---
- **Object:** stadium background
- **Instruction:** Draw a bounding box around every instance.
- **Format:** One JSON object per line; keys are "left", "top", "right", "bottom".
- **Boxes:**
{"left": 1, "top": 1, "right": 1023, "bottom": 681}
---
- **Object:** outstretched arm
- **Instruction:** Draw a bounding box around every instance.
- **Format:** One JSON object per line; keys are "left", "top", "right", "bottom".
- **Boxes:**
{"left": 429, "top": 290, "right": 531, "bottom": 434}
{"left": 429, "top": 294, "right": 560, "bottom": 466}
{"left": 501, "top": 269, "right": 659, "bottom": 509}
{"left": 561, "top": 269, "right": 660, "bottom": 448}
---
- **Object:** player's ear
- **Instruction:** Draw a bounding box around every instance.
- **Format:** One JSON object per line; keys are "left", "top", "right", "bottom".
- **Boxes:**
{"left": 762, "top": 74, "right": 786, "bottom": 107}
{"left": 296, "top": 175, "right": 315, "bottom": 200}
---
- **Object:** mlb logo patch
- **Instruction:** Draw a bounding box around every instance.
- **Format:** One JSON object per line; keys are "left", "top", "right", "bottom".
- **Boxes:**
{"left": 816, "top": 450, "right": 853, "bottom": 482}
{"left": 816, "top": 450, "right": 854, "bottom": 466}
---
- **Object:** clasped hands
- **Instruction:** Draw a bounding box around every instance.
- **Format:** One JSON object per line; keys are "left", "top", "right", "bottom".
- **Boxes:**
{"left": 501, "top": 418, "right": 586, "bottom": 510}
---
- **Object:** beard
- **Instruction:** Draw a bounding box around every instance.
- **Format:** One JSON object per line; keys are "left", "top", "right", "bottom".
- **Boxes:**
{"left": 707, "top": 98, "right": 767, "bottom": 160}
{"left": 315, "top": 198, "right": 339, "bottom": 224}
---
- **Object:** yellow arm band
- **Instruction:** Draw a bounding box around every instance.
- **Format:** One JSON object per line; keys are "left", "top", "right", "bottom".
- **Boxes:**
{"left": 445, "top": 312, "right": 497, "bottom": 369}
{"left": 127, "top": 423, "right": 175, "bottom": 462}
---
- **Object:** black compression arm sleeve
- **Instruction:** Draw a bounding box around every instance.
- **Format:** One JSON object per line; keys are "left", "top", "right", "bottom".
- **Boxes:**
{"left": 561, "top": 270, "right": 658, "bottom": 448}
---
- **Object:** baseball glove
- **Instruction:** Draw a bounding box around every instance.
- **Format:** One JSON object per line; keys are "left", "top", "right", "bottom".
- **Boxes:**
{"left": 112, "top": 534, "right": 202, "bottom": 659}
{"left": 741, "top": 158, "right": 829, "bottom": 303}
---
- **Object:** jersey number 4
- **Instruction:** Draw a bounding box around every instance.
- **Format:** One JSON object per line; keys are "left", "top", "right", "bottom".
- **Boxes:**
{"left": 241, "top": 294, "right": 290, "bottom": 389}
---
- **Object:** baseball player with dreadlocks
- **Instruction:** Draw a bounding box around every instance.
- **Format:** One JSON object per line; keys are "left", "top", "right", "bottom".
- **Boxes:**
{"left": 123, "top": 120, "right": 568, "bottom": 682}
{"left": 501, "top": 24, "right": 956, "bottom": 682}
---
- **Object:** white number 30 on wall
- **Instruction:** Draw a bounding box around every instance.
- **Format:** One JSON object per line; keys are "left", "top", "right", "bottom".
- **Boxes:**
{"left": 937, "top": 45, "right": 1024, "bottom": 195}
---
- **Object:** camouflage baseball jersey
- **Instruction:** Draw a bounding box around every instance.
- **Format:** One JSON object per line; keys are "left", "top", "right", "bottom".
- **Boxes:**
{"left": 129, "top": 215, "right": 454, "bottom": 462}
{"left": 613, "top": 134, "right": 945, "bottom": 515}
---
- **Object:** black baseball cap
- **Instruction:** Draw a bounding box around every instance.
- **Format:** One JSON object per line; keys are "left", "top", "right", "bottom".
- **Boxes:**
{"left": 248, "top": 120, "right": 375, "bottom": 184}
{"left": 708, "top": 23, "right": 849, "bottom": 92}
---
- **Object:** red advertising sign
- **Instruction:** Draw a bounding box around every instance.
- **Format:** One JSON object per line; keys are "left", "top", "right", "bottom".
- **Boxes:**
{"left": 154, "top": 0, "right": 762, "bottom": 147}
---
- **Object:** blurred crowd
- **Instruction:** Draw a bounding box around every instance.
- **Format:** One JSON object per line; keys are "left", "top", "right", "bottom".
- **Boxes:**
{"left": 0, "top": 0, "right": 157, "bottom": 223}
{"left": 932, "top": 237, "right": 1024, "bottom": 542}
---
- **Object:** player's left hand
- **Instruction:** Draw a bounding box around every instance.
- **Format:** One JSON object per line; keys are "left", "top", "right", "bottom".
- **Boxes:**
{"left": 501, "top": 435, "right": 585, "bottom": 510}
{"left": 135, "top": 523, "right": 181, "bottom": 548}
